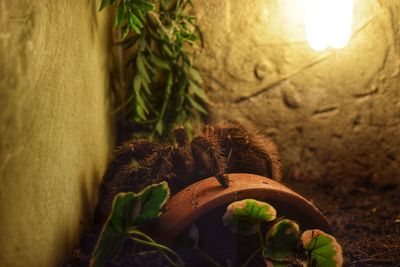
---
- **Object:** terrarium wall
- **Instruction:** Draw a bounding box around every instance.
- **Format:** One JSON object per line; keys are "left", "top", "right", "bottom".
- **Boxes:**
{"left": 194, "top": 0, "right": 400, "bottom": 184}
{"left": 0, "top": 1, "right": 113, "bottom": 267}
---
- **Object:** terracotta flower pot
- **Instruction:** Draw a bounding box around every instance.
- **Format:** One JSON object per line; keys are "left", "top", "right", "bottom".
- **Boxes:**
{"left": 152, "top": 173, "right": 332, "bottom": 245}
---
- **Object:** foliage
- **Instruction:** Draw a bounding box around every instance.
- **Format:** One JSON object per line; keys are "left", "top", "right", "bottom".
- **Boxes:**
{"left": 222, "top": 199, "right": 343, "bottom": 267}
{"left": 90, "top": 191, "right": 342, "bottom": 267}
{"left": 302, "top": 230, "right": 343, "bottom": 267}
{"left": 90, "top": 182, "right": 184, "bottom": 267}
{"left": 100, "top": 0, "right": 207, "bottom": 137}
{"left": 223, "top": 199, "right": 277, "bottom": 235}
{"left": 264, "top": 219, "right": 300, "bottom": 261}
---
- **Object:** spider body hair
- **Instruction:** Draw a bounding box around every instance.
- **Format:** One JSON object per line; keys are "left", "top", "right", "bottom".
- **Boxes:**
{"left": 171, "top": 132, "right": 194, "bottom": 191}
{"left": 215, "top": 122, "right": 282, "bottom": 181}
{"left": 93, "top": 139, "right": 157, "bottom": 223}
{"left": 93, "top": 122, "right": 281, "bottom": 223}
{"left": 191, "top": 125, "right": 229, "bottom": 188}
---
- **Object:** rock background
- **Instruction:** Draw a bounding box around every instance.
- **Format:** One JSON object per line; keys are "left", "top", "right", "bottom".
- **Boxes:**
{"left": 193, "top": 0, "right": 400, "bottom": 184}
{"left": 0, "top": 1, "right": 113, "bottom": 266}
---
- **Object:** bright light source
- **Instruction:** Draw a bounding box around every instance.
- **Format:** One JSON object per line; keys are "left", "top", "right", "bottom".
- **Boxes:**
{"left": 305, "top": 0, "right": 354, "bottom": 51}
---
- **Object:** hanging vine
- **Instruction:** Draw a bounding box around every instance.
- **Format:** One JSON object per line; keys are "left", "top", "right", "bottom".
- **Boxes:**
{"left": 100, "top": 0, "right": 208, "bottom": 138}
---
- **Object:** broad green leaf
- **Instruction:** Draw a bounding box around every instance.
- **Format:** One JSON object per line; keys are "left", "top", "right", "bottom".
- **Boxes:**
{"left": 222, "top": 199, "right": 276, "bottom": 235}
{"left": 302, "top": 230, "right": 343, "bottom": 267}
{"left": 90, "top": 182, "right": 170, "bottom": 267}
{"left": 264, "top": 219, "right": 300, "bottom": 261}
{"left": 135, "top": 181, "right": 170, "bottom": 224}
{"left": 90, "top": 193, "right": 140, "bottom": 267}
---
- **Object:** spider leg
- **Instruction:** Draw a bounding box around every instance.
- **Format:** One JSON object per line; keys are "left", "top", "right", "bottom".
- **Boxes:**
{"left": 138, "top": 144, "right": 175, "bottom": 191}
{"left": 216, "top": 122, "right": 282, "bottom": 181}
{"left": 191, "top": 126, "right": 229, "bottom": 188}
{"left": 171, "top": 127, "right": 193, "bottom": 191}
{"left": 94, "top": 139, "right": 157, "bottom": 223}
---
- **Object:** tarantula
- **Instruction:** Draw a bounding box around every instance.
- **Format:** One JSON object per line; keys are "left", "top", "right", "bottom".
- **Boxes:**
{"left": 93, "top": 122, "right": 282, "bottom": 224}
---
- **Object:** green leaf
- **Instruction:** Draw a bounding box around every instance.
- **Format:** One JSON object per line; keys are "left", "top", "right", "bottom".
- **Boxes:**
{"left": 222, "top": 199, "right": 276, "bottom": 235}
{"left": 187, "top": 95, "right": 208, "bottom": 115}
{"left": 90, "top": 193, "right": 140, "bottom": 267}
{"left": 189, "top": 81, "right": 210, "bottom": 103}
{"left": 135, "top": 182, "right": 170, "bottom": 224}
{"left": 130, "top": 23, "right": 141, "bottom": 34}
{"left": 136, "top": 54, "right": 150, "bottom": 83}
{"left": 155, "top": 120, "right": 164, "bottom": 136}
{"left": 132, "top": 0, "right": 155, "bottom": 11}
{"left": 128, "top": 12, "right": 143, "bottom": 28}
{"left": 99, "top": 0, "right": 110, "bottom": 11}
{"left": 264, "top": 219, "right": 300, "bottom": 261}
{"left": 135, "top": 92, "right": 149, "bottom": 113}
{"left": 114, "top": 4, "right": 126, "bottom": 27}
{"left": 302, "top": 230, "right": 343, "bottom": 267}
{"left": 132, "top": 8, "right": 145, "bottom": 22}
{"left": 150, "top": 54, "right": 171, "bottom": 70}
{"left": 90, "top": 182, "right": 170, "bottom": 267}
{"left": 115, "top": 34, "right": 140, "bottom": 47}
{"left": 133, "top": 75, "right": 142, "bottom": 94}
{"left": 122, "top": 27, "right": 130, "bottom": 40}
{"left": 188, "top": 68, "right": 203, "bottom": 84}
{"left": 162, "top": 44, "right": 174, "bottom": 57}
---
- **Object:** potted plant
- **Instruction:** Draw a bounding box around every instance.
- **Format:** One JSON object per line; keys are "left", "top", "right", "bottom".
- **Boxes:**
{"left": 90, "top": 174, "right": 343, "bottom": 266}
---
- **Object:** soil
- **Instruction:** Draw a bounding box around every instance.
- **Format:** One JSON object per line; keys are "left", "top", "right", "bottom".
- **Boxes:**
{"left": 284, "top": 176, "right": 400, "bottom": 267}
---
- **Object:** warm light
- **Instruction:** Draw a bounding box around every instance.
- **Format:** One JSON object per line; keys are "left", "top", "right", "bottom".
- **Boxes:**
{"left": 305, "top": 0, "right": 354, "bottom": 51}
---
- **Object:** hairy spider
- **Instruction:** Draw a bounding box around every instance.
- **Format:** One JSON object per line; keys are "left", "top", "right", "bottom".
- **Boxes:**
{"left": 93, "top": 122, "right": 281, "bottom": 224}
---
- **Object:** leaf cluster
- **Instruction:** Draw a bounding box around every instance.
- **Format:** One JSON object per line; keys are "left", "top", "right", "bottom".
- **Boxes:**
{"left": 100, "top": 0, "right": 208, "bottom": 137}
{"left": 223, "top": 199, "right": 344, "bottom": 267}
{"left": 90, "top": 182, "right": 184, "bottom": 267}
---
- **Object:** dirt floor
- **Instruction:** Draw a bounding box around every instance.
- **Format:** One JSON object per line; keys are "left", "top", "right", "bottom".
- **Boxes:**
{"left": 285, "top": 176, "right": 400, "bottom": 267}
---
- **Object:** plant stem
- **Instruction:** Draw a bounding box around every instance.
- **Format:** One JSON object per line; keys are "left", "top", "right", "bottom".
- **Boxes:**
{"left": 257, "top": 224, "right": 266, "bottom": 249}
{"left": 240, "top": 247, "right": 262, "bottom": 267}
{"left": 195, "top": 246, "right": 222, "bottom": 267}
{"left": 130, "top": 236, "right": 179, "bottom": 266}
{"left": 129, "top": 229, "right": 184, "bottom": 267}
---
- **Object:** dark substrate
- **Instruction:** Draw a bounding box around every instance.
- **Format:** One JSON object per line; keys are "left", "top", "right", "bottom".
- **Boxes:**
{"left": 285, "top": 176, "right": 400, "bottom": 267}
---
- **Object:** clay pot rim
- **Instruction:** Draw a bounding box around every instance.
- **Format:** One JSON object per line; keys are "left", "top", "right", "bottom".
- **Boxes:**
{"left": 152, "top": 173, "right": 332, "bottom": 244}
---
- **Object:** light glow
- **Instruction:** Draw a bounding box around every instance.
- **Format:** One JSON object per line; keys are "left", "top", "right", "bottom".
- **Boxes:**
{"left": 305, "top": 0, "right": 354, "bottom": 51}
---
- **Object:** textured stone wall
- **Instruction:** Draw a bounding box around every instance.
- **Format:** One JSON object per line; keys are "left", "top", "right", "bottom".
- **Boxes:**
{"left": 193, "top": 0, "right": 400, "bottom": 184}
{"left": 0, "top": 1, "right": 113, "bottom": 266}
